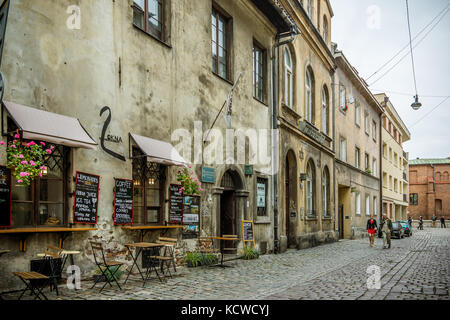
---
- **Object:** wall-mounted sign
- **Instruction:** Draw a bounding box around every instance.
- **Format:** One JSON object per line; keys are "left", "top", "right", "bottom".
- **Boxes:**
{"left": 201, "top": 167, "right": 215, "bottom": 184}
{"left": 257, "top": 182, "right": 266, "bottom": 208}
{"left": 0, "top": 166, "right": 11, "bottom": 227}
{"left": 169, "top": 184, "right": 184, "bottom": 224}
{"left": 105, "top": 135, "right": 123, "bottom": 144}
{"left": 113, "top": 178, "right": 134, "bottom": 225}
{"left": 241, "top": 220, "right": 255, "bottom": 247}
{"left": 183, "top": 195, "right": 201, "bottom": 239}
{"left": 100, "top": 106, "right": 126, "bottom": 162}
{"left": 244, "top": 165, "right": 253, "bottom": 176}
{"left": 73, "top": 171, "right": 100, "bottom": 225}
{"left": 299, "top": 121, "right": 326, "bottom": 146}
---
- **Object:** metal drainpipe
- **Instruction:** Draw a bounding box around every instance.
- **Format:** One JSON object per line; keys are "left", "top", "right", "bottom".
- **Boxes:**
{"left": 379, "top": 112, "right": 383, "bottom": 219}
{"left": 272, "top": 29, "right": 296, "bottom": 254}
{"left": 331, "top": 70, "right": 336, "bottom": 237}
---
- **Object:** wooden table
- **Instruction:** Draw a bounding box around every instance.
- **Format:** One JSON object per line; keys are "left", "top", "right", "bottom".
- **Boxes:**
{"left": 209, "top": 236, "right": 239, "bottom": 268}
{"left": 123, "top": 242, "right": 166, "bottom": 286}
{"left": 122, "top": 225, "right": 183, "bottom": 242}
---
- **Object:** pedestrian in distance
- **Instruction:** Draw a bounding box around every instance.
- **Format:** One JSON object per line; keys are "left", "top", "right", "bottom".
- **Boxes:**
{"left": 419, "top": 216, "right": 424, "bottom": 230}
{"left": 367, "top": 214, "right": 378, "bottom": 247}
{"left": 441, "top": 216, "right": 446, "bottom": 228}
{"left": 380, "top": 214, "right": 392, "bottom": 249}
{"left": 408, "top": 216, "right": 412, "bottom": 228}
{"left": 432, "top": 215, "right": 437, "bottom": 228}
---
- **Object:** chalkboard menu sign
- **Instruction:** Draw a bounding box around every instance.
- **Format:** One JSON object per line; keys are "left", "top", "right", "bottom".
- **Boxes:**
{"left": 73, "top": 171, "right": 100, "bottom": 224}
{"left": 113, "top": 178, "right": 134, "bottom": 225}
{"left": 169, "top": 184, "right": 183, "bottom": 224}
{"left": 241, "top": 220, "right": 255, "bottom": 247}
{"left": 0, "top": 166, "right": 11, "bottom": 227}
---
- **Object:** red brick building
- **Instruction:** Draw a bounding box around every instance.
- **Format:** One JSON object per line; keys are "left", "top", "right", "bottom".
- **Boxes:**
{"left": 408, "top": 158, "right": 450, "bottom": 220}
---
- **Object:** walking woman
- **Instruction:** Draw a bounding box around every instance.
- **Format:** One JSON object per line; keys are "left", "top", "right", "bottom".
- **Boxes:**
{"left": 367, "top": 214, "right": 378, "bottom": 247}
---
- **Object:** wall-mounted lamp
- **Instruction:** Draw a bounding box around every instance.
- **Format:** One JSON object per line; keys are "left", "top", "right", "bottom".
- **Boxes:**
{"left": 40, "top": 166, "right": 48, "bottom": 176}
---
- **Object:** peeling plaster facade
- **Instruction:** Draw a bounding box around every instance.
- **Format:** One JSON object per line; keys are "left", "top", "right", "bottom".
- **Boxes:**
{"left": 0, "top": 0, "right": 290, "bottom": 290}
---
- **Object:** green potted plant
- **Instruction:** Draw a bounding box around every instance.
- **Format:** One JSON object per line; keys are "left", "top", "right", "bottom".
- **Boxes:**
{"left": 241, "top": 246, "right": 260, "bottom": 260}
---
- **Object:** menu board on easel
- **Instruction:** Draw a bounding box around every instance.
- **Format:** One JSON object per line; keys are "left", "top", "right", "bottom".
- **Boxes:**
{"left": 182, "top": 195, "right": 200, "bottom": 239}
{"left": 0, "top": 166, "right": 11, "bottom": 227}
{"left": 169, "top": 184, "right": 183, "bottom": 224}
{"left": 113, "top": 178, "right": 134, "bottom": 226}
{"left": 73, "top": 171, "right": 100, "bottom": 224}
{"left": 242, "top": 220, "right": 255, "bottom": 247}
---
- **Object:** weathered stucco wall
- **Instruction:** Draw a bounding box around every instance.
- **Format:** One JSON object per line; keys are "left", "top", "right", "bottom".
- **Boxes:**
{"left": 0, "top": 0, "right": 278, "bottom": 290}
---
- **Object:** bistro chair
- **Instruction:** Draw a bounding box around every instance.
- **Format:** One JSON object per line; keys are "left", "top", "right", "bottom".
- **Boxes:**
{"left": 40, "top": 249, "right": 63, "bottom": 296}
{"left": 142, "top": 246, "right": 166, "bottom": 286}
{"left": 89, "top": 241, "right": 124, "bottom": 293}
{"left": 156, "top": 236, "right": 178, "bottom": 273}
{"left": 197, "top": 237, "right": 219, "bottom": 254}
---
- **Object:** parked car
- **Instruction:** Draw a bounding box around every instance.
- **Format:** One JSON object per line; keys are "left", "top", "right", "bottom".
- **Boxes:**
{"left": 391, "top": 222, "right": 405, "bottom": 239}
{"left": 397, "top": 220, "right": 412, "bottom": 237}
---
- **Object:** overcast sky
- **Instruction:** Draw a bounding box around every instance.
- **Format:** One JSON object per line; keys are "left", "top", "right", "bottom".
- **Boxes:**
{"left": 331, "top": 0, "right": 450, "bottom": 160}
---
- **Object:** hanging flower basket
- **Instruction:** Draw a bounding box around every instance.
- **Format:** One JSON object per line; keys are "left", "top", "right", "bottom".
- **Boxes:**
{"left": 2, "top": 132, "right": 53, "bottom": 186}
{"left": 176, "top": 165, "right": 203, "bottom": 196}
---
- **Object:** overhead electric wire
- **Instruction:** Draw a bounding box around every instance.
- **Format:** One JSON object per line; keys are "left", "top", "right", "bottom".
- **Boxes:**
{"left": 406, "top": 0, "right": 419, "bottom": 97}
{"left": 369, "top": 6, "right": 449, "bottom": 86}
{"left": 366, "top": 4, "right": 449, "bottom": 81}
{"left": 371, "top": 89, "right": 450, "bottom": 98}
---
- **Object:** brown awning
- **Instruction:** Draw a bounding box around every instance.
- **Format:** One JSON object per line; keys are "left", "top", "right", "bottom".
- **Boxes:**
{"left": 130, "top": 133, "right": 187, "bottom": 166}
{"left": 2, "top": 101, "right": 97, "bottom": 149}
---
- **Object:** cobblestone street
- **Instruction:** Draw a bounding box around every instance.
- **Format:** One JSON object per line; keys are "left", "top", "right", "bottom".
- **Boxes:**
{"left": 3, "top": 228, "right": 449, "bottom": 300}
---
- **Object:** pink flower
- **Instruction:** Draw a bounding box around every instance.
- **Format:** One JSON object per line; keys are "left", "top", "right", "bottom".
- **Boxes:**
{"left": 188, "top": 165, "right": 192, "bottom": 169}
{"left": 40, "top": 142, "right": 46, "bottom": 146}
{"left": 19, "top": 154, "right": 24, "bottom": 158}
{"left": 30, "top": 160, "right": 36, "bottom": 166}
{"left": 180, "top": 187, "right": 185, "bottom": 191}
{"left": 40, "top": 166, "right": 46, "bottom": 170}
{"left": 17, "top": 180, "right": 23, "bottom": 183}
{"left": 19, "top": 172, "right": 30, "bottom": 177}
{"left": 14, "top": 134, "right": 20, "bottom": 139}
{"left": 11, "top": 145, "right": 16, "bottom": 149}
{"left": 46, "top": 149, "right": 52, "bottom": 154}
{"left": 20, "top": 161, "right": 28, "bottom": 165}
{"left": 39, "top": 173, "right": 43, "bottom": 177}
{"left": 27, "top": 141, "right": 36, "bottom": 147}
{"left": 0, "top": 141, "right": 4, "bottom": 145}
{"left": 50, "top": 146, "right": 54, "bottom": 150}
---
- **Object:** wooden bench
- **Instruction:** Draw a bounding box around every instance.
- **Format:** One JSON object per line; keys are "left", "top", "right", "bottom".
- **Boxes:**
{"left": 13, "top": 272, "right": 49, "bottom": 300}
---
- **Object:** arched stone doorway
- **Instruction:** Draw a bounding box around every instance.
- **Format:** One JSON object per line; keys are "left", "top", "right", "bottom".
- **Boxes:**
{"left": 285, "top": 150, "right": 297, "bottom": 248}
{"left": 219, "top": 169, "right": 244, "bottom": 247}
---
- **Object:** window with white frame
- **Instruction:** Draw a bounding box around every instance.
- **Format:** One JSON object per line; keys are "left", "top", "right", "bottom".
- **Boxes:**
{"left": 355, "top": 102, "right": 361, "bottom": 126}
{"left": 355, "top": 147, "right": 360, "bottom": 169}
{"left": 322, "top": 167, "right": 330, "bottom": 217}
{"left": 356, "top": 192, "right": 361, "bottom": 215}
{"left": 339, "top": 85, "right": 346, "bottom": 109}
{"left": 340, "top": 137, "right": 347, "bottom": 162}
{"left": 365, "top": 194, "right": 370, "bottom": 215}
{"left": 321, "top": 87, "right": 329, "bottom": 135}
{"left": 373, "top": 196, "right": 378, "bottom": 216}
{"left": 365, "top": 113, "right": 370, "bottom": 135}
{"left": 372, "top": 158, "right": 377, "bottom": 177}
{"left": 305, "top": 68, "right": 314, "bottom": 123}
{"left": 284, "top": 48, "right": 293, "bottom": 108}
{"left": 372, "top": 120, "right": 377, "bottom": 140}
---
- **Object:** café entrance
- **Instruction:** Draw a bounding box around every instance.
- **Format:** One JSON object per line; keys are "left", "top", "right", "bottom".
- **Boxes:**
{"left": 219, "top": 170, "right": 243, "bottom": 248}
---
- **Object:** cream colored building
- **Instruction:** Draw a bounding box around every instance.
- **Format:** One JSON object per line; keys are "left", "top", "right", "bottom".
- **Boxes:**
{"left": 276, "top": 0, "right": 337, "bottom": 251}
{"left": 375, "top": 93, "right": 411, "bottom": 221}
{"left": 333, "top": 46, "right": 384, "bottom": 239}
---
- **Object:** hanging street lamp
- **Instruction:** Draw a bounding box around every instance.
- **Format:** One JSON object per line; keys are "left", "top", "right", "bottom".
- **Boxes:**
{"left": 411, "top": 95, "right": 422, "bottom": 110}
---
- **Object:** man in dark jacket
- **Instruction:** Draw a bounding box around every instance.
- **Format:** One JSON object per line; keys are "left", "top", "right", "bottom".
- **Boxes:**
{"left": 419, "top": 216, "right": 424, "bottom": 230}
{"left": 380, "top": 214, "right": 393, "bottom": 249}
{"left": 441, "top": 217, "right": 446, "bottom": 228}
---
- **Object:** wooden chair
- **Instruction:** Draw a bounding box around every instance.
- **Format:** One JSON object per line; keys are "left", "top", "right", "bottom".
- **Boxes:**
{"left": 13, "top": 272, "right": 49, "bottom": 300}
{"left": 34, "top": 245, "right": 64, "bottom": 296}
{"left": 222, "top": 235, "right": 238, "bottom": 254}
{"left": 156, "top": 236, "right": 178, "bottom": 273}
{"left": 197, "top": 237, "right": 219, "bottom": 254}
{"left": 90, "top": 241, "right": 124, "bottom": 293}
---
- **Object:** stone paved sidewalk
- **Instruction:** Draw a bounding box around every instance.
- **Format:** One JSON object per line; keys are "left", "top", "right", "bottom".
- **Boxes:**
{"left": 3, "top": 228, "right": 449, "bottom": 300}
